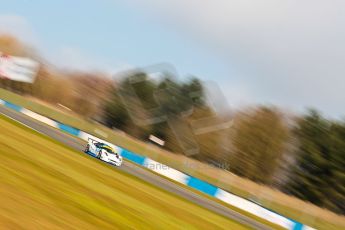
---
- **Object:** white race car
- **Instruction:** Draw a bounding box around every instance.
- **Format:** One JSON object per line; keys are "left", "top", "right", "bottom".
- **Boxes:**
{"left": 84, "top": 138, "right": 123, "bottom": 166}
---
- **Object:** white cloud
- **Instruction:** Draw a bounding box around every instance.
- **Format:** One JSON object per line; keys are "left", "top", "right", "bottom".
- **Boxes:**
{"left": 126, "top": 0, "right": 345, "bottom": 117}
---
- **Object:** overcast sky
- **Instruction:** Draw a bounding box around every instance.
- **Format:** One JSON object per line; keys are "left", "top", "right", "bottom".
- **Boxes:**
{"left": 1, "top": 0, "right": 345, "bottom": 118}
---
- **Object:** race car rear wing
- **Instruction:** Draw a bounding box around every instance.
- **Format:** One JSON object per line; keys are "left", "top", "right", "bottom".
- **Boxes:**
{"left": 88, "top": 137, "right": 102, "bottom": 145}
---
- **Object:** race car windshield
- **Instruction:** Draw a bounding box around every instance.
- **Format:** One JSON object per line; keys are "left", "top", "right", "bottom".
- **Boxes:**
{"left": 105, "top": 149, "right": 114, "bottom": 154}
{"left": 95, "top": 143, "right": 103, "bottom": 148}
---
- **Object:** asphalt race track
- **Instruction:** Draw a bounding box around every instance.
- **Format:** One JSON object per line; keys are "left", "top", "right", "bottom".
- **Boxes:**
{"left": 0, "top": 105, "right": 272, "bottom": 230}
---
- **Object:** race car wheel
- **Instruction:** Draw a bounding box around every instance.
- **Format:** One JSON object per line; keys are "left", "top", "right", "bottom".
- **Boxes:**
{"left": 97, "top": 150, "right": 102, "bottom": 159}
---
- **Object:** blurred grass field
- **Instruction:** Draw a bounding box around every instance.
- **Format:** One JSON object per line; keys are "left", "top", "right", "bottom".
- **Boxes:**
{"left": 0, "top": 114, "right": 250, "bottom": 229}
{"left": 1, "top": 88, "right": 344, "bottom": 230}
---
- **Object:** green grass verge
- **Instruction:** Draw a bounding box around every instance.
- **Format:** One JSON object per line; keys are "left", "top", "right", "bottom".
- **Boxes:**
{"left": 0, "top": 114, "right": 250, "bottom": 229}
